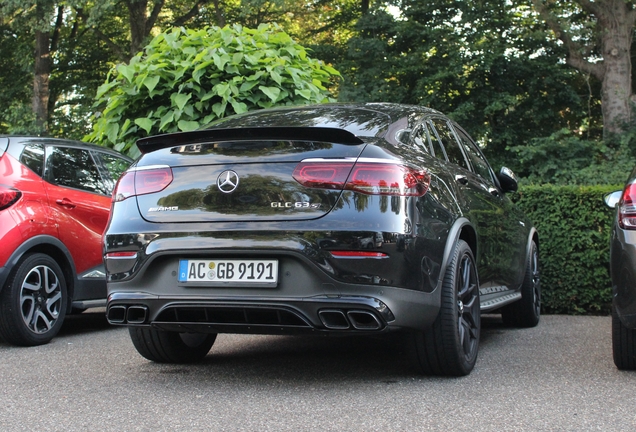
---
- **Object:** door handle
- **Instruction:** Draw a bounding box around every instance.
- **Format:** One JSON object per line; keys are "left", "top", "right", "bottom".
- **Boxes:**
{"left": 56, "top": 198, "right": 76, "bottom": 209}
{"left": 455, "top": 175, "right": 468, "bottom": 185}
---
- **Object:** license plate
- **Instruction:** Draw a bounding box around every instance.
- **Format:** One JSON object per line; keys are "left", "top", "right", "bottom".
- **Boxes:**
{"left": 178, "top": 259, "right": 278, "bottom": 286}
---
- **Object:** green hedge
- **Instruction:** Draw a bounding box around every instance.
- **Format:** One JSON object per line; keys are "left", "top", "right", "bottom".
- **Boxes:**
{"left": 512, "top": 184, "right": 621, "bottom": 315}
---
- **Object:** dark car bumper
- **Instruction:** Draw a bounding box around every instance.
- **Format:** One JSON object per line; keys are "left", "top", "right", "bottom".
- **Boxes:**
{"left": 105, "top": 246, "right": 442, "bottom": 334}
{"left": 106, "top": 285, "right": 440, "bottom": 335}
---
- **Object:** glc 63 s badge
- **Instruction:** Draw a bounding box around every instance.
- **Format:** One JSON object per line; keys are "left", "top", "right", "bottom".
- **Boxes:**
{"left": 271, "top": 201, "right": 322, "bottom": 209}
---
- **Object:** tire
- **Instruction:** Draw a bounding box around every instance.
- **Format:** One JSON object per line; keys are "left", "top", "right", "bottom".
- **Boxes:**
{"left": 612, "top": 305, "right": 636, "bottom": 370}
{"left": 409, "top": 240, "right": 481, "bottom": 376}
{"left": 129, "top": 327, "right": 217, "bottom": 363}
{"left": 0, "top": 253, "right": 68, "bottom": 346}
{"left": 501, "top": 240, "right": 540, "bottom": 328}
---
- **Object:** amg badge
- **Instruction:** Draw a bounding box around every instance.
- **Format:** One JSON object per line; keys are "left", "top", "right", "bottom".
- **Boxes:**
{"left": 148, "top": 206, "right": 179, "bottom": 212}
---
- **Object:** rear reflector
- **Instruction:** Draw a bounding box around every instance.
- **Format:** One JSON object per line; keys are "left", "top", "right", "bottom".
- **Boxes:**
{"left": 113, "top": 167, "right": 173, "bottom": 202}
{"left": 330, "top": 251, "right": 388, "bottom": 258}
{"left": 293, "top": 160, "right": 429, "bottom": 196}
{"left": 0, "top": 185, "right": 21, "bottom": 210}
{"left": 105, "top": 251, "right": 138, "bottom": 258}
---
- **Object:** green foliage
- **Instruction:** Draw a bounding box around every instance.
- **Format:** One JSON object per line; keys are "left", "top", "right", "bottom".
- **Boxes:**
{"left": 86, "top": 24, "right": 340, "bottom": 157}
{"left": 335, "top": 1, "right": 595, "bottom": 170}
{"left": 510, "top": 128, "right": 636, "bottom": 185}
{"left": 513, "top": 184, "right": 618, "bottom": 314}
{"left": 0, "top": 21, "right": 37, "bottom": 134}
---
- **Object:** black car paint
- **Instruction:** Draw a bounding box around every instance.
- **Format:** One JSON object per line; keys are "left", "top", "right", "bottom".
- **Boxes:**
{"left": 104, "top": 103, "right": 535, "bottom": 336}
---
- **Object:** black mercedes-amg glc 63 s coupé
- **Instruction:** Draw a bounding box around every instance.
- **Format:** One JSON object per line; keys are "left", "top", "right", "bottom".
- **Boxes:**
{"left": 103, "top": 103, "right": 540, "bottom": 376}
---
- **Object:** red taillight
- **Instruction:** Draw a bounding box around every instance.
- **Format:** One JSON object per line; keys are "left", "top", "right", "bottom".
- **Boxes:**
{"left": 619, "top": 182, "right": 636, "bottom": 229}
{"left": 113, "top": 167, "right": 173, "bottom": 202}
{"left": 292, "top": 162, "right": 354, "bottom": 189}
{"left": 293, "top": 160, "right": 430, "bottom": 197}
{"left": 0, "top": 185, "right": 21, "bottom": 210}
{"left": 346, "top": 163, "right": 430, "bottom": 196}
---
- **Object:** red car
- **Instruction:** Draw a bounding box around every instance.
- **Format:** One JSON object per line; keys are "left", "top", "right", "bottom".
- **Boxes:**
{"left": 0, "top": 136, "right": 131, "bottom": 346}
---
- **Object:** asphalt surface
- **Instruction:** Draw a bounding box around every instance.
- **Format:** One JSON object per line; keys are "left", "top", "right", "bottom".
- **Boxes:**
{"left": 1, "top": 312, "right": 634, "bottom": 431}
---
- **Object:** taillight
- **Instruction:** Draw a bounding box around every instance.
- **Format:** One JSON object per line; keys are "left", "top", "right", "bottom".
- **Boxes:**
{"left": 293, "top": 160, "right": 430, "bottom": 196}
{"left": 113, "top": 167, "right": 173, "bottom": 202}
{"left": 619, "top": 182, "right": 636, "bottom": 229}
{"left": 346, "top": 163, "right": 430, "bottom": 196}
{"left": 292, "top": 161, "right": 354, "bottom": 189}
{"left": 0, "top": 185, "right": 21, "bottom": 210}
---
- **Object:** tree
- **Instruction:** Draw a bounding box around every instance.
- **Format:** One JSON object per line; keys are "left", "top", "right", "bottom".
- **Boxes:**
{"left": 336, "top": 1, "right": 591, "bottom": 169}
{"left": 531, "top": 0, "right": 636, "bottom": 137}
{"left": 86, "top": 24, "right": 340, "bottom": 157}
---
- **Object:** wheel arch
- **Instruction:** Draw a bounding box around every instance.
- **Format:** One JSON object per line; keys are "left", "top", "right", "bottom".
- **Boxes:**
{"left": 527, "top": 227, "right": 539, "bottom": 261}
{"left": 0, "top": 235, "right": 77, "bottom": 310}
{"left": 435, "top": 217, "right": 477, "bottom": 292}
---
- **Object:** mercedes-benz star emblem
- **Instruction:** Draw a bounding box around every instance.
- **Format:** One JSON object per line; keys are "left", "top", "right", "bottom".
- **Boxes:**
{"left": 217, "top": 170, "right": 239, "bottom": 193}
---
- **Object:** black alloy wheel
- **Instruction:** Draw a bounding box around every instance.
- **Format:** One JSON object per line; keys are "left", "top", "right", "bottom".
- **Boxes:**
{"left": 410, "top": 240, "right": 481, "bottom": 376}
{"left": 0, "top": 253, "right": 68, "bottom": 346}
{"left": 502, "top": 240, "right": 540, "bottom": 328}
{"left": 612, "top": 305, "right": 636, "bottom": 370}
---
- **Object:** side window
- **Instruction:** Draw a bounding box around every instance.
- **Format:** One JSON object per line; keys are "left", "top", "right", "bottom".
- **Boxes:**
{"left": 454, "top": 126, "right": 495, "bottom": 184}
{"left": 430, "top": 118, "right": 470, "bottom": 170}
{"left": 47, "top": 147, "right": 108, "bottom": 195}
{"left": 20, "top": 143, "right": 45, "bottom": 177}
{"left": 412, "top": 125, "right": 431, "bottom": 154}
{"left": 425, "top": 121, "right": 447, "bottom": 161}
{"left": 93, "top": 152, "right": 131, "bottom": 195}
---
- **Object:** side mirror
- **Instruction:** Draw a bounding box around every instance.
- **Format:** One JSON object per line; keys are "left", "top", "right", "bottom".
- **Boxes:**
{"left": 604, "top": 190, "right": 622, "bottom": 209}
{"left": 497, "top": 167, "right": 518, "bottom": 193}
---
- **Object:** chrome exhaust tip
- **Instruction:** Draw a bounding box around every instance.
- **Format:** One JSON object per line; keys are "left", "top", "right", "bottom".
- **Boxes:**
{"left": 126, "top": 305, "right": 148, "bottom": 324}
{"left": 347, "top": 310, "right": 382, "bottom": 330}
{"left": 318, "top": 309, "right": 350, "bottom": 330}
{"left": 107, "top": 305, "right": 127, "bottom": 324}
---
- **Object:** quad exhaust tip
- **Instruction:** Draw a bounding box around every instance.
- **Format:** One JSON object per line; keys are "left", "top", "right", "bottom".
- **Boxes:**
{"left": 107, "top": 305, "right": 148, "bottom": 324}
{"left": 318, "top": 309, "right": 383, "bottom": 331}
{"left": 107, "top": 305, "right": 127, "bottom": 324}
{"left": 318, "top": 309, "right": 350, "bottom": 329}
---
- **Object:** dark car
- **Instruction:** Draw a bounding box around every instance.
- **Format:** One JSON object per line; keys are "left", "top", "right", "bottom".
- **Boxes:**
{"left": 103, "top": 103, "right": 539, "bottom": 376}
{"left": 605, "top": 173, "right": 636, "bottom": 369}
{"left": 0, "top": 136, "right": 132, "bottom": 346}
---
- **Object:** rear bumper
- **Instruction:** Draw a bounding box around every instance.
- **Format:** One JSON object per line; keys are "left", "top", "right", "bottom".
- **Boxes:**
{"left": 106, "top": 283, "right": 440, "bottom": 334}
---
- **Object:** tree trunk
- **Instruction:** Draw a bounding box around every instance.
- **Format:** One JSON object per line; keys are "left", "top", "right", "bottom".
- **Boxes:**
{"left": 598, "top": 1, "right": 633, "bottom": 136}
{"left": 532, "top": 0, "right": 636, "bottom": 138}
{"left": 127, "top": 0, "right": 149, "bottom": 57}
{"left": 33, "top": 28, "right": 50, "bottom": 134}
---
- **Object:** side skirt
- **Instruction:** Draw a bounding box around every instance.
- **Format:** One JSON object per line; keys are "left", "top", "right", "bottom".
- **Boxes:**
{"left": 479, "top": 286, "right": 521, "bottom": 312}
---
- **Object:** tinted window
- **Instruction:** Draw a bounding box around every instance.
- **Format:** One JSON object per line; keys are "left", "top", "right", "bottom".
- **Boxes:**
{"left": 21, "top": 143, "right": 45, "bottom": 177}
{"left": 48, "top": 147, "right": 108, "bottom": 194}
{"left": 412, "top": 125, "right": 431, "bottom": 154}
{"left": 94, "top": 152, "right": 130, "bottom": 194}
{"left": 424, "top": 121, "right": 447, "bottom": 161}
{"left": 454, "top": 127, "right": 495, "bottom": 183}
{"left": 430, "top": 118, "right": 469, "bottom": 170}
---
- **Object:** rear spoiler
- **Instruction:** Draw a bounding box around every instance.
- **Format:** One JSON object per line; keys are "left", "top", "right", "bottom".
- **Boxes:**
{"left": 136, "top": 127, "right": 364, "bottom": 154}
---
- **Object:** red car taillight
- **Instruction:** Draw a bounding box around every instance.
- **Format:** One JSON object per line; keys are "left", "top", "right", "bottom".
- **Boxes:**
{"left": 293, "top": 160, "right": 430, "bottom": 196}
{"left": 619, "top": 182, "right": 636, "bottom": 229}
{"left": 113, "top": 167, "right": 173, "bottom": 202}
{"left": 0, "top": 185, "right": 21, "bottom": 210}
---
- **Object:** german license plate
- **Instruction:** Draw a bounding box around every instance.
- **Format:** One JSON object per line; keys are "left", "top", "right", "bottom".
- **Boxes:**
{"left": 178, "top": 259, "right": 278, "bottom": 286}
